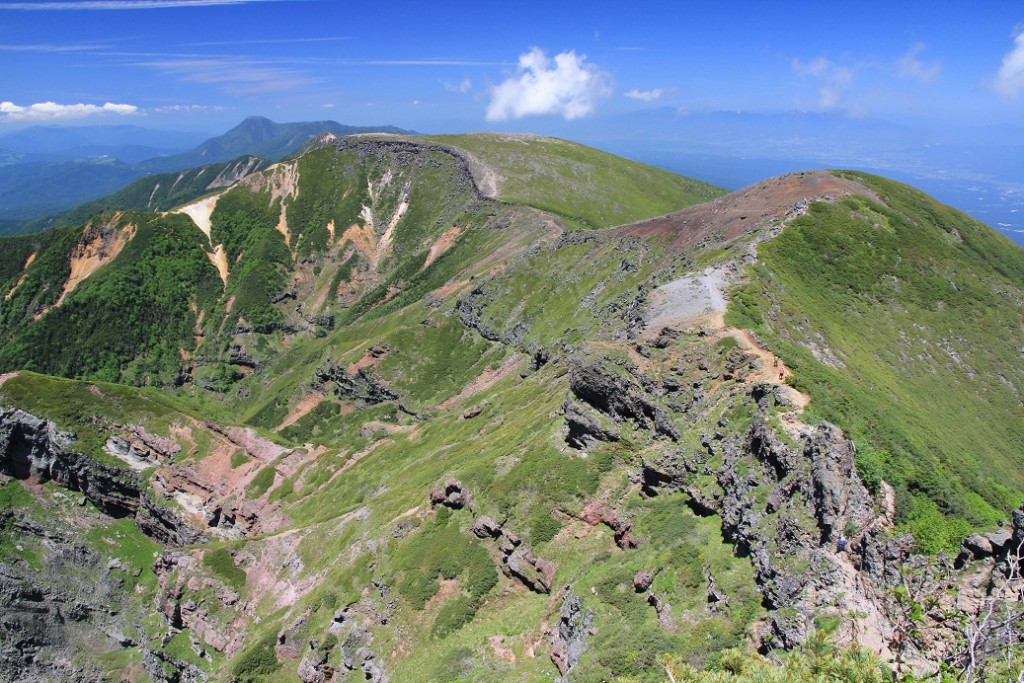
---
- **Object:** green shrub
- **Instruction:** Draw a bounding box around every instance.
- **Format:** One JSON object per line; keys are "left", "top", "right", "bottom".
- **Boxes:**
{"left": 432, "top": 647, "right": 476, "bottom": 682}
{"left": 432, "top": 595, "right": 477, "bottom": 638}
{"left": 232, "top": 633, "right": 279, "bottom": 682}
{"left": 246, "top": 465, "right": 276, "bottom": 499}
{"left": 203, "top": 547, "right": 246, "bottom": 592}
{"left": 528, "top": 508, "right": 562, "bottom": 546}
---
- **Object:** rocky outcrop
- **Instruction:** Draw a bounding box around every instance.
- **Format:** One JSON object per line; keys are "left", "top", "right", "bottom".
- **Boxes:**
{"left": 957, "top": 509, "right": 1024, "bottom": 566}
{"left": 804, "top": 422, "right": 876, "bottom": 544}
{"left": 0, "top": 408, "right": 199, "bottom": 546}
{"left": 471, "top": 515, "right": 556, "bottom": 593}
{"left": 314, "top": 364, "right": 398, "bottom": 406}
{"left": 0, "top": 508, "right": 162, "bottom": 683}
{"left": 1, "top": 409, "right": 135, "bottom": 517}
{"left": 454, "top": 286, "right": 503, "bottom": 343}
{"left": 568, "top": 361, "right": 680, "bottom": 442}
{"left": 561, "top": 398, "right": 620, "bottom": 449}
{"left": 578, "top": 500, "right": 637, "bottom": 549}
{"left": 297, "top": 642, "right": 334, "bottom": 683}
{"left": 636, "top": 383, "right": 902, "bottom": 652}
{"left": 429, "top": 479, "right": 472, "bottom": 510}
{"left": 549, "top": 589, "right": 593, "bottom": 681}
{"left": 144, "top": 647, "right": 208, "bottom": 683}
{"left": 326, "top": 606, "right": 389, "bottom": 683}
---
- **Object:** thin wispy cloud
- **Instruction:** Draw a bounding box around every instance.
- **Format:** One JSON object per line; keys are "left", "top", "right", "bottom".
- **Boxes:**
{"left": 624, "top": 88, "right": 665, "bottom": 102}
{"left": 0, "top": 42, "right": 108, "bottom": 52}
{"left": 0, "top": 0, "right": 283, "bottom": 9}
{"left": 0, "top": 100, "right": 139, "bottom": 121}
{"left": 187, "top": 36, "right": 351, "bottom": 47}
{"left": 995, "top": 27, "right": 1024, "bottom": 97}
{"left": 151, "top": 103, "right": 223, "bottom": 112}
{"left": 898, "top": 43, "right": 940, "bottom": 83}
{"left": 486, "top": 47, "right": 612, "bottom": 122}
{"left": 138, "top": 57, "right": 315, "bottom": 95}
{"left": 363, "top": 59, "right": 507, "bottom": 67}
{"left": 444, "top": 79, "right": 472, "bottom": 94}
{"left": 792, "top": 56, "right": 854, "bottom": 109}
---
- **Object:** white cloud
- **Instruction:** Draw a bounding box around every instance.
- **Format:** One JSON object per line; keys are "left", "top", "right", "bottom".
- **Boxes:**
{"left": 792, "top": 57, "right": 854, "bottom": 109}
{"left": 0, "top": 42, "right": 106, "bottom": 52}
{"left": 445, "top": 78, "right": 472, "bottom": 94}
{"left": 486, "top": 48, "right": 612, "bottom": 122}
{"left": 139, "top": 58, "right": 314, "bottom": 95}
{"left": 151, "top": 103, "right": 222, "bottom": 112}
{"left": 897, "top": 43, "right": 940, "bottom": 83}
{"left": 0, "top": 100, "right": 140, "bottom": 121}
{"left": 624, "top": 88, "right": 664, "bottom": 102}
{"left": 995, "top": 28, "right": 1024, "bottom": 97}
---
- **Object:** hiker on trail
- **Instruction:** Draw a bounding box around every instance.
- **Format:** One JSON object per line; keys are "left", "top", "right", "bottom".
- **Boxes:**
{"left": 773, "top": 355, "right": 778, "bottom": 368}
{"left": 837, "top": 534, "right": 848, "bottom": 552}
{"left": 779, "top": 368, "right": 784, "bottom": 381}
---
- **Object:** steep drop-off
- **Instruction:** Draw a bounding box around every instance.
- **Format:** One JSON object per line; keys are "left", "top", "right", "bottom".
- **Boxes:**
{"left": 0, "top": 136, "right": 1022, "bottom": 683}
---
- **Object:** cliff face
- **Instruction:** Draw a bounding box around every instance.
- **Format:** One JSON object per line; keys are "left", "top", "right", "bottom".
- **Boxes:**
{"left": 1, "top": 137, "right": 1023, "bottom": 682}
{"left": 0, "top": 408, "right": 198, "bottom": 545}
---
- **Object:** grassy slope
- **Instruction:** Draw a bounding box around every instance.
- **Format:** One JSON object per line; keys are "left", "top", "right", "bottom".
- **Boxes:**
{"left": 0, "top": 211, "right": 222, "bottom": 385}
{"left": 727, "top": 171, "right": 1024, "bottom": 551}
{"left": 418, "top": 133, "right": 727, "bottom": 229}
{"left": 8, "top": 144, "right": 1024, "bottom": 680}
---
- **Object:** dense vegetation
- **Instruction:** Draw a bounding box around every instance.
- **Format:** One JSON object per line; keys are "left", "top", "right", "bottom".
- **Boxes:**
{"left": 727, "top": 172, "right": 1024, "bottom": 551}
{"left": 2, "top": 140, "right": 1023, "bottom": 683}
{"left": 0, "top": 212, "right": 222, "bottom": 384}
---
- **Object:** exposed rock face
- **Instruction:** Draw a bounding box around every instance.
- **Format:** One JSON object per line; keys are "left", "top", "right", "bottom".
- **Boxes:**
{"left": 550, "top": 590, "right": 593, "bottom": 681}
{"left": 1, "top": 409, "right": 135, "bottom": 517}
{"left": 454, "top": 286, "right": 503, "bottom": 343}
{"left": 0, "top": 507, "right": 172, "bottom": 683}
{"left": 429, "top": 479, "right": 472, "bottom": 510}
{"left": 579, "top": 500, "right": 637, "bottom": 549}
{"left": 314, "top": 364, "right": 399, "bottom": 406}
{"left": 636, "top": 383, "right": 899, "bottom": 651}
{"left": 297, "top": 643, "right": 334, "bottom": 683}
{"left": 471, "top": 515, "right": 555, "bottom": 593}
{"left": 805, "top": 422, "right": 876, "bottom": 544}
{"left": 562, "top": 398, "right": 621, "bottom": 449}
{"left": 0, "top": 408, "right": 199, "bottom": 546}
{"left": 568, "top": 362, "right": 680, "bottom": 442}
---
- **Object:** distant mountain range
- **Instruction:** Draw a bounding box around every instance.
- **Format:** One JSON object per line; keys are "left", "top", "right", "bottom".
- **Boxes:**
{"left": 0, "top": 117, "right": 412, "bottom": 230}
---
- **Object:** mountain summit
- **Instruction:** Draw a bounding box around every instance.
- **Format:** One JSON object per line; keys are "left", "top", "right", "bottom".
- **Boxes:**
{"left": 138, "top": 116, "right": 412, "bottom": 173}
{"left": 0, "top": 134, "right": 1021, "bottom": 682}
{"left": 0, "top": 117, "right": 412, "bottom": 229}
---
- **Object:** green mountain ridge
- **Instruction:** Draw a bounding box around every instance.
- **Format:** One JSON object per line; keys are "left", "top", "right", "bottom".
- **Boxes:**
{"left": 0, "top": 116, "right": 412, "bottom": 231}
{"left": 0, "top": 134, "right": 1021, "bottom": 683}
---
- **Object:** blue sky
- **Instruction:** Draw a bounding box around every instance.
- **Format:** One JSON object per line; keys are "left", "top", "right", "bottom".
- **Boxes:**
{"left": 1, "top": 0, "right": 1023, "bottom": 133}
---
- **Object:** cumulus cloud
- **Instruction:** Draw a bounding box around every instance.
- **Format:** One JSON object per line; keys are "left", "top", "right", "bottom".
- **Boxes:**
{"left": 995, "top": 28, "right": 1024, "bottom": 97}
{"left": 486, "top": 48, "right": 612, "bottom": 121}
{"left": 0, "top": 100, "right": 139, "bottom": 121}
{"left": 898, "top": 43, "right": 940, "bottom": 83}
{"left": 624, "top": 88, "right": 664, "bottom": 102}
{"left": 792, "top": 57, "right": 854, "bottom": 109}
